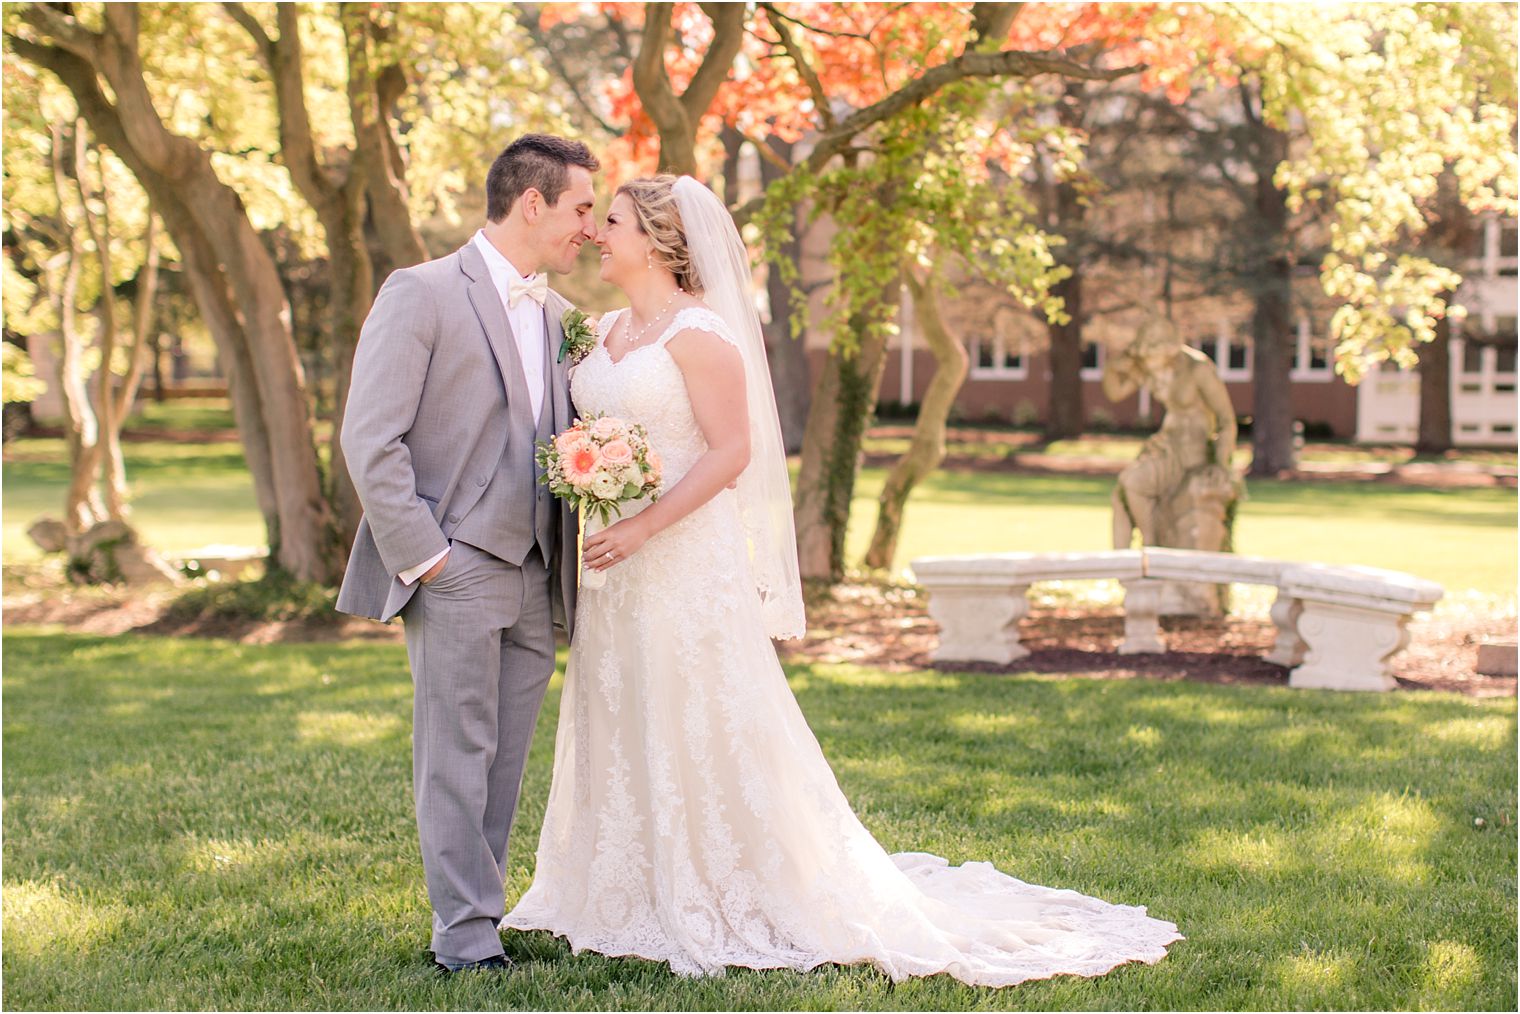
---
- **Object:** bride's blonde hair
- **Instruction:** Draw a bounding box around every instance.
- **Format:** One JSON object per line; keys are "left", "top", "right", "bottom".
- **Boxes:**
{"left": 616, "top": 175, "right": 704, "bottom": 294}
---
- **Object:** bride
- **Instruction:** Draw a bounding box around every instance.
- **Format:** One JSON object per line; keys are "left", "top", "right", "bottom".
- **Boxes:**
{"left": 503, "top": 174, "right": 1182, "bottom": 986}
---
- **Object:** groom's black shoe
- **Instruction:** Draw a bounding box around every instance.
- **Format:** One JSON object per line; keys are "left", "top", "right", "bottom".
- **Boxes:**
{"left": 434, "top": 953, "right": 513, "bottom": 975}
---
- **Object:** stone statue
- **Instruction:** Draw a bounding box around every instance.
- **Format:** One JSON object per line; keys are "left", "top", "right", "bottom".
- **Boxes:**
{"left": 1103, "top": 316, "right": 1243, "bottom": 614}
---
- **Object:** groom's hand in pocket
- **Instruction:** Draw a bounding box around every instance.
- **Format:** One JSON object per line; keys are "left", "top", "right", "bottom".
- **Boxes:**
{"left": 418, "top": 550, "right": 450, "bottom": 585}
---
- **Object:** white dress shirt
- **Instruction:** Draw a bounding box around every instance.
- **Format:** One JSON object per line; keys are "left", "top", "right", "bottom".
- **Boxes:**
{"left": 399, "top": 232, "right": 551, "bottom": 587}
{"left": 472, "top": 229, "right": 547, "bottom": 422}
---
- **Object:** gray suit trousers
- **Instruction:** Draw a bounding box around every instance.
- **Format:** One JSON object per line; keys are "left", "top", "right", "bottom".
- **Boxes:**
{"left": 401, "top": 540, "right": 556, "bottom": 964}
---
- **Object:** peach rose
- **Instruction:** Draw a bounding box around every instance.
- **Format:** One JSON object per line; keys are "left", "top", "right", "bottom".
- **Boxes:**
{"left": 590, "top": 416, "right": 622, "bottom": 440}
{"left": 556, "top": 430, "right": 591, "bottom": 456}
{"left": 600, "top": 439, "right": 634, "bottom": 466}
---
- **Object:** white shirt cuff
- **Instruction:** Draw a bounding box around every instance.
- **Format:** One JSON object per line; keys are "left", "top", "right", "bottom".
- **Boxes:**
{"left": 399, "top": 545, "right": 450, "bottom": 586}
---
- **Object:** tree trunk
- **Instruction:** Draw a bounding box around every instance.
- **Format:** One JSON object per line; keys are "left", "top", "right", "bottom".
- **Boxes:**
{"left": 104, "top": 211, "right": 160, "bottom": 519}
{"left": 148, "top": 329, "right": 165, "bottom": 402}
{"left": 1045, "top": 266, "right": 1085, "bottom": 439}
{"left": 1416, "top": 173, "right": 1472, "bottom": 455}
{"left": 1248, "top": 274, "right": 1295, "bottom": 475}
{"left": 15, "top": 9, "right": 342, "bottom": 581}
{"left": 73, "top": 127, "right": 125, "bottom": 521}
{"left": 759, "top": 139, "right": 810, "bottom": 452}
{"left": 864, "top": 270, "right": 968, "bottom": 569}
{"left": 1246, "top": 111, "right": 1295, "bottom": 477}
{"left": 793, "top": 304, "right": 894, "bottom": 581}
{"left": 720, "top": 125, "right": 743, "bottom": 204}
{"left": 1416, "top": 301, "right": 1455, "bottom": 454}
{"left": 170, "top": 207, "right": 282, "bottom": 545}
{"left": 228, "top": 1, "right": 431, "bottom": 553}
{"left": 46, "top": 121, "right": 105, "bottom": 534}
{"left": 1044, "top": 169, "right": 1085, "bottom": 439}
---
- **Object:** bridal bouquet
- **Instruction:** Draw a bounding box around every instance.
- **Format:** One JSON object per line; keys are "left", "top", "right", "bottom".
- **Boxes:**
{"left": 537, "top": 415, "right": 663, "bottom": 588}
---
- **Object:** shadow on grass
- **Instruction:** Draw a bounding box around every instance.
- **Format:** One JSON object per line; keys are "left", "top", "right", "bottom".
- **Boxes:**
{"left": 2, "top": 633, "right": 1514, "bottom": 1010}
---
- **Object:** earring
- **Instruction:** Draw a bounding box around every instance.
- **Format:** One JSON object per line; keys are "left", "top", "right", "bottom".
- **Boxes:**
{"left": 646, "top": 250, "right": 654, "bottom": 270}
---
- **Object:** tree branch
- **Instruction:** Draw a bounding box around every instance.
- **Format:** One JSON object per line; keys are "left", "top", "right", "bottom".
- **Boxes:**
{"left": 605, "top": 8, "right": 635, "bottom": 62}
{"left": 221, "top": 1, "right": 273, "bottom": 64}
{"left": 759, "top": 2, "right": 834, "bottom": 130}
{"left": 759, "top": 5, "right": 873, "bottom": 42}
{"left": 730, "top": 45, "right": 1143, "bottom": 225}
{"left": 518, "top": 6, "right": 620, "bottom": 136}
{"left": 362, "top": 6, "right": 415, "bottom": 188}
{"left": 684, "top": 2, "right": 746, "bottom": 119}
{"left": 227, "top": 3, "right": 342, "bottom": 207}
{"left": 13, "top": 3, "right": 95, "bottom": 59}
{"left": 813, "top": 48, "right": 1142, "bottom": 169}
{"left": 632, "top": 2, "right": 684, "bottom": 134}
{"left": 342, "top": 3, "right": 426, "bottom": 268}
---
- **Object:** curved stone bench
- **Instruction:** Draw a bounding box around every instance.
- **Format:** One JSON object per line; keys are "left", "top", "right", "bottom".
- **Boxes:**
{"left": 909, "top": 548, "right": 1443, "bottom": 693}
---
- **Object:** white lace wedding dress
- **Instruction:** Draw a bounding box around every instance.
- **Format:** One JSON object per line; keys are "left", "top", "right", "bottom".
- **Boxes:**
{"left": 504, "top": 307, "right": 1182, "bottom": 986}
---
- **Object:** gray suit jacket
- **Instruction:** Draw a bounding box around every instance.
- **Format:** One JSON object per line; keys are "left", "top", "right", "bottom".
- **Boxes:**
{"left": 336, "top": 241, "right": 578, "bottom": 634}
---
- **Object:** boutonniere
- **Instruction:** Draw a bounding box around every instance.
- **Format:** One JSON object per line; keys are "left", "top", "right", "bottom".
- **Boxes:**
{"left": 558, "top": 308, "right": 597, "bottom": 365}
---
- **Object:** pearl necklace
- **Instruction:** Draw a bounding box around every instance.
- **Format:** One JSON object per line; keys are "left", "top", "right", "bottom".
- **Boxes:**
{"left": 623, "top": 290, "right": 683, "bottom": 347}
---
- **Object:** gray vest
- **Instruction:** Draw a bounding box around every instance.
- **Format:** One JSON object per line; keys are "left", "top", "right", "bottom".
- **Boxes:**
{"left": 451, "top": 314, "right": 557, "bottom": 565}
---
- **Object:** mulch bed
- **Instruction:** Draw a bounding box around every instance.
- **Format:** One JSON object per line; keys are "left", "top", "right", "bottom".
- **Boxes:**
{"left": 5, "top": 579, "right": 1512, "bottom": 698}
{"left": 779, "top": 582, "right": 1517, "bottom": 698}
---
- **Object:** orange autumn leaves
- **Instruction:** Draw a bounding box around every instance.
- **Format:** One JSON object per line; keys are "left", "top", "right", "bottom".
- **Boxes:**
{"left": 544, "top": 2, "right": 1255, "bottom": 178}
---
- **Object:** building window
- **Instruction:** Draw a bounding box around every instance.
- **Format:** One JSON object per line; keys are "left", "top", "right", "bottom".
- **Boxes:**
{"left": 1496, "top": 343, "right": 1517, "bottom": 375}
{"left": 1079, "top": 341, "right": 1104, "bottom": 380}
{"left": 1499, "top": 221, "right": 1518, "bottom": 276}
{"left": 1492, "top": 316, "right": 1517, "bottom": 393}
{"left": 1483, "top": 217, "right": 1518, "bottom": 277}
{"left": 1455, "top": 319, "right": 1519, "bottom": 396}
{"left": 1291, "top": 315, "right": 1334, "bottom": 381}
{"left": 969, "top": 335, "right": 1027, "bottom": 380}
{"left": 1192, "top": 325, "right": 1252, "bottom": 380}
{"left": 1462, "top": 340, "right": 1484, "bottom": 375}
{"left": 1227, "top": 340, "right": 1250, "bottom": 373}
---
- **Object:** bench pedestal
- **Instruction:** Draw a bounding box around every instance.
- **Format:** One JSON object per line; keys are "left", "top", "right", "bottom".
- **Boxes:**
{"left": 1281, "top": 565, "right": 1441, "bottom": 692}
{"left": 1264, "top": 591, "right": 1307, "bottom": 667}
{"left": 1288, "top": 600, "right": 1408, "bottom": 691}
{"left": 1119, "top": 578, "right": 1165, "bottom": 654}
{"left": 924, "top": 582, "right": 1031, "bottom": 665}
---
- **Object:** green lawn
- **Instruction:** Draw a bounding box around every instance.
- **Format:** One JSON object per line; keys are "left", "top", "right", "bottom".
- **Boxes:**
{"left": 3, "top": 439, "right": 265, "bottom": 562}
{"left": 5, "top": 432, "right": 1514, "bottom": 596}
{"left": 2, "top": 631, "right": 1514, "bottom": 1009}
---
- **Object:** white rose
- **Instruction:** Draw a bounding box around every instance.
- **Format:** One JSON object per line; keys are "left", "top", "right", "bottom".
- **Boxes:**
{"left": 591, "top": 472, "right": 624, "bottom": 500}
{"left": 620, "top": 463, "right": 643, "bottom": 486}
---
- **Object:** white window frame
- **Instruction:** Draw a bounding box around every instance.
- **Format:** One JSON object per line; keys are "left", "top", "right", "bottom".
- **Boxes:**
{"left": 1290, "top": 315, "right": 1335, "bottom": 381}
{"left": 1193, "top": 322, "right": 1253, "bottom": 381}
{"left": 1457, "top": 313, "right": 1519, "bottom": 394}
{"left": 1079, "top": 341, "right": 1104, "bottom": 381}
{"left": 969, "top": 334, "right": 1028, "bottom": 380}
{"left": 1483, "top": 216, "right": 1519, "bottom": 278}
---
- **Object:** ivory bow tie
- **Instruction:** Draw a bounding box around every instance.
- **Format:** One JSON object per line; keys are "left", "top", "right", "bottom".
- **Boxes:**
{"left": 507, "top": 273, "right": 548, "bottom": 308}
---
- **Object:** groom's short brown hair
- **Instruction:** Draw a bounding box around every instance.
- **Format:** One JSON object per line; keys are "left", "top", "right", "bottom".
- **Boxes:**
{"left": 486, "top": 135, "right": 600, "bottom": 221}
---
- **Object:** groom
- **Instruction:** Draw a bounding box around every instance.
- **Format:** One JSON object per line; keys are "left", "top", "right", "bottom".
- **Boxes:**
{"left": 337, "top": 134, "right": 596, "bottom": 973}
